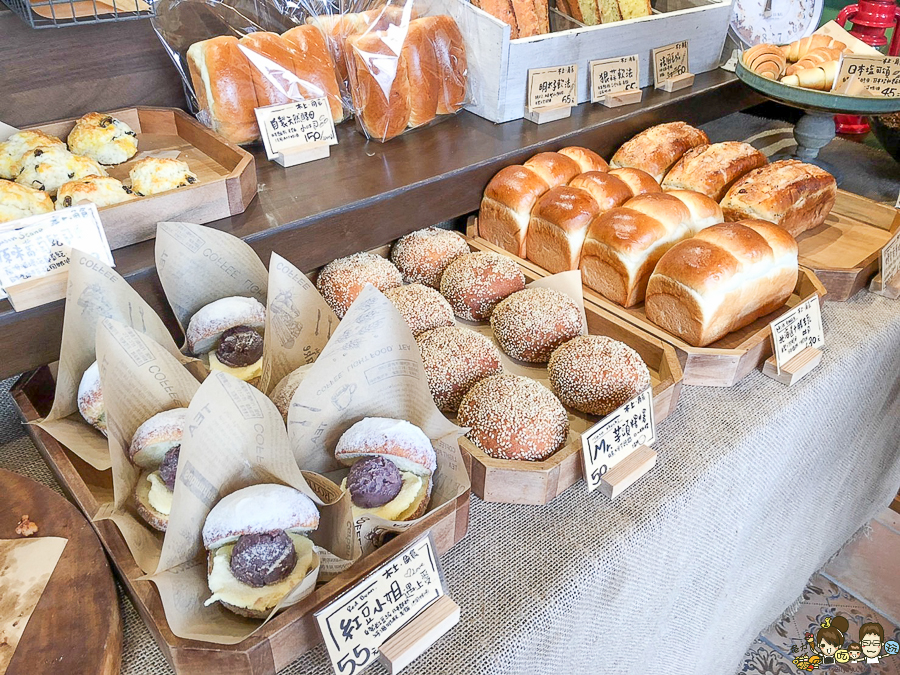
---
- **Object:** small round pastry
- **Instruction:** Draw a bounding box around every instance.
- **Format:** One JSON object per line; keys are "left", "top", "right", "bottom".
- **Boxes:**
{"left": 335, "top": 417, "right": 436, "bottom": 522}
{"left": 439, "top": 251, "right": 526, "bottom": 321}
{"left": 548, "top": 336, "right": 651, "bottom": 416}
{"left": 185, "top": 297, "right": 266, "bottom": 384}
{"left": 458, "top": 373, "right": 569, "bottom": 462}
{"left": 67, "top": 112, "right": 139, "bottom": 165}
{"left": 0, "top": 130, "right": 65, "bottom": 180}
{"left": 416, "top": 326, "right": 502, "bottom": 412}
{"left": 129, "top": 157, "right": 197, "bottom": 196}
{"left": 129, "top": 408, "right": 187, "bottom": 532}
{"left": 0, "top": 179, "right": 53, "bottom": 224}
{"left": 56, "top": 175, "right": 134, "bottom": 210}
{"left": 15, "top": 146, "right": 107, "bottom": 197}
{"left": 202, "top": 484, "right": 319, "bottom": 619}
{"left": 316, "top": 252, "right": 402, "bottom": 319}
{"left": 269, "top": 364, "right": 313, "bottom": 421}
{"left": 384, "top": 284, "right": 454, "bottom": 336}
{"left": 389, "top": 227, "right": 470, "bottom": 288}
{"left": 489, "top": 287, "right": 583, "bottom": 363}
{"left": 77, "top": 361, "right": 106, "bottom": 436}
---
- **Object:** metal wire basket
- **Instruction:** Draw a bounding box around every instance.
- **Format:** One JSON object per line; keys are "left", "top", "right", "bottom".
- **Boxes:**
{"left": 3, "top": 0, "right": 154, "bottom": 28}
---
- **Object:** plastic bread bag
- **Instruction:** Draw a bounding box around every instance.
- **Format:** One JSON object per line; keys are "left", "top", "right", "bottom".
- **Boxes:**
{"left": 151, "top": 0, "right": 349, "bottom": 146}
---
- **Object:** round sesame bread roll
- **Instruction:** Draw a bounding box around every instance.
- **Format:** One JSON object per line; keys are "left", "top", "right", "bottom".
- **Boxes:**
{"left": 77, "top": 361, "right": 106, "bottom": 436}
{"left": 389, "top": 227, "right": 470, "bottom": 288}
{"left": 548, "top": 335, "right": 650, "bottom": 416}
{"left": 416, "top": 326, "right": 503, "bottom": 412}
{"left": 384, "top": 284, "right": 455, "bottom": 336}
{"left": 458, "top": 373, "right": 569, "bottom": 461}
{"left": 316, "top": 252, "right": 403, "bottom": 319}
{"left": 67, "top": 112, "right": 139, "bottom": 165}
{"left": 269, "top": 364, "right": 313, "bottom": 422}
{"left": 490, "top": 287, "right": 583, "bottom": 363}
{"left": 0, "top": 179, "right": 53, "bottom": 223}
{"left": 439, "top": 251, "right": 526, "bottom": 321}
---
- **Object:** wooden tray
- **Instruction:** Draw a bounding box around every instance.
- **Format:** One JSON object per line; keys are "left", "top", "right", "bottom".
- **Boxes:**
{"left": 796, "top": 190, "right": 900, "bottom": 302}
{"left": 24, "top": 107, "right": 257, "bottom": 251}
{"left": 11, "top": 366, "right": 469, "bottom": 675}
{"left": 461, "top": 235, "right": 683, "bottom": 505}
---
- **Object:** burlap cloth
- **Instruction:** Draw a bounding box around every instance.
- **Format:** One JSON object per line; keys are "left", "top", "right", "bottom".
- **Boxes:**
{"left": 0, "top": 112, "right": 899, "bottom": 674}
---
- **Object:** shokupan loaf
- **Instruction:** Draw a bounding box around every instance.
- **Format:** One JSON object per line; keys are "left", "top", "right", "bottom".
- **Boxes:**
{"left": 610, "top": 122, "right": 709, "bottom": 182}
{"left": 347, "top": 31, "right": 412, "bottom": 141}
{"left": 580, "top": 190, "right": 723, "bottom": 307}
{"left": 645, "top": 220, "right": 798, "bottom": 347}
{"left": 479, "top": 165, "right": 550, "bottom": 258}
{"left": 401, "top": 19, "right": 440, "bottom": 128}
{"left": 417, "top": 16, "right": 468, "bottom": 115}
{"left": 281, "top": 25, "right": 345, "bottom": 123}
{"left": 238, "top": 32, "right": 299, "bottom": 108}
{"left": 662, "top": 142, "right": 768, "bottom": 201}
{"left": 526, "top": 185, "right": 601, "bottom": 273}
{"left": 720, "top": 159, "right": 836, "bottom": 238}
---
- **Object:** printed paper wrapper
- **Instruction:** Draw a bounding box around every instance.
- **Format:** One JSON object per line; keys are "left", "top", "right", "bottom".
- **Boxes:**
{"left": 287, "top": 284, "right": 469, "bottom": 558}
{"left": 148, "top": 370, "right": 350, "bottom": 644}
{"left": 94, "top": 319, "right": 201, "bottom": 574}
{"left": 37, "top": 248, "right": 189, "bottom": 471}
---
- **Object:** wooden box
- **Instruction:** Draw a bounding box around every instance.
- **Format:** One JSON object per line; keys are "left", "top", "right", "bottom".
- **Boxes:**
{"left": 21, "top": 107, "right": 257, "bottom": 251}
{"left": 433, "top": 0, "right": 732, "bottom": 122}
{"left": 11, "top": 366, "right": 469, "bottom": 675}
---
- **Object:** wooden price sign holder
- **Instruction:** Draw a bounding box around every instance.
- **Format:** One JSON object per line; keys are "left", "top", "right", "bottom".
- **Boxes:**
{"left": 869, "top": 226, "right": 900, "bottom": 299}
{"left": 378, "top": 596, "right": 461, "bottom": 674}
{"left": 590, "top": 55, "right": 643, "bottom": 109}
{"left": 524, "top": 65, "right": 577, "bottom": 124}
{"left": 5, "top": 269, "right": 69, "bottom": 311}
{"left": 762, "top": 295, "right": 825, "bottom": 386}
{"left": 255, "top": 97, "right": 338, "bottom": 168}
{"left": 653, "top": 41, "right": 695, "bottom": 92}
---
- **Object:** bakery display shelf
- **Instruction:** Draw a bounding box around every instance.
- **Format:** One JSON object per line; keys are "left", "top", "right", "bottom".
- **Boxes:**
{"left": 469, "top": 227, "right": 827, "bottom": 388}
{"left": 796, "top": 190, "right": 900, "bottom": 302}
{"left": 11, "top": 366, "right": 470, "bottom": 675}
{"left": 17, "top": 107, "right": 257, "bottom": 250}
{"left": 458, "top": 235, "right": 683, "bottom": 505}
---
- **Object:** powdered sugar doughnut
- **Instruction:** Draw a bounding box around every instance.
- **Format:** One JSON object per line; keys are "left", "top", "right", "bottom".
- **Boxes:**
{"left": 389, "top": 227, "right": 469, "bottom": 288}
{"left": 185, "top": 296, "right": 266, "bottom": 355}
{"left": 335, "top": 417, "right": 436, "bottom": 475}
{"left": 77, "top": 361, "right": 106, "bottom": 435}
{"left": 316, "top": 252, "right": 402, "bottom": 319}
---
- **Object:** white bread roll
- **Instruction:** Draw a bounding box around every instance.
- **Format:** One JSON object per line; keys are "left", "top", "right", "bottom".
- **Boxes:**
{"left": 479, "top": 165, "right": 549, "bottom": 259}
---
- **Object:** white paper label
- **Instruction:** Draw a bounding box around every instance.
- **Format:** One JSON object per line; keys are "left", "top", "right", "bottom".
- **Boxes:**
{"left": 316, "top": 534, "right": 445, "bottom": 675}
{"left": 255, "top": 98, "right": 338, "bottom": 161}
{"left": 835, "top": 54, "right": 900, "bottom": 97}
{"left": 582, "top": 388, "right": 655, "bottom": 492}
{"left": 527, "top": 64, "right": 578, "bottom": 110}
{"left": 0, "top": 120, "right": 20, "bottom": 143}
{"left": 881, "top": 228, "right": 900, "bottom": 286}
{"left": 653, "top": 40, "right": 690, "bottom": 86}
{"left": 770, "top": 295, "right": 824, "bottom": 369}
{"left": 0, "top": 203, "right": 114, "bottom": 299}
{"left": 590, "top": 55, "right": 640, "bottom": 101}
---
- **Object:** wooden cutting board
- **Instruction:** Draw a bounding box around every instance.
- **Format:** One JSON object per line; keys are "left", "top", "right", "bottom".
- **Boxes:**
{"left": 0, "top": 469, "right": 121, "bottom": 675}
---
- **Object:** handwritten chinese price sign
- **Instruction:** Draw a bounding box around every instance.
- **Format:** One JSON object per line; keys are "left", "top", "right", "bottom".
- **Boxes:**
{"left": 590, "top": 55, "right": 640, "bottom": 101}
{"left": 527, "top": 64, "right": 578, "bottom": 110}
{"left": 315, "top": 534, "right": 445, "bottom": 675}
{"left": 581, "top": 388, "right": 655, "bottom": 492}
{"left": 254, "top": 97, "right": 338, "bottom": 161}
{"left": 836, "top": 54, "right": 900, "bottom": 97}
{"left": 770, "top": 295, "right": 824, "bottom": 369}
{"left": 653, "top": 41, "right": 689, "bottom": 87}
{"left": 881, "top": 229, "right": 900, "bottom": 287}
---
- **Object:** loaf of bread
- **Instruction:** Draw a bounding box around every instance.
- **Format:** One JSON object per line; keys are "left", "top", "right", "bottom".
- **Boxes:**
{"left": 526, "top": 185, "right": 601, "bottom": 273}
{"left": 568, "top": 172, "right": 633, "bottom": 211}
{"left": 611, "top": 122, "right": 709, "bottom": 183}
{"left": 662, "top": 142, "right": 768, "bottom": 201}
{"left": 402, "top": 19, "right": 440, "bottom": 128}
{"left": 419, "top": 16, "right": 468, "bottom": 115}
{"left": 558, "top": 146, "right": 609, "bottom": 173}
{"left": 523, "top": 152, "right": 581, "bottom": 187}
{"left": 479, "top": 165, "right": 550, "bottom": 258}
{"left": 238, "top": 32, "right": 299, "bottom": 108}
{"left": 645, "top": 220, "right": 798, "bottom": 346}
{"left": 580, "top": 190, "right": 723, "bottom": 307}
{"left": 607, "top": 167, "right": 661, "bottom": 196}
{"left": 307, "top": 13, "right": 369, "bottom": 84}
{"left": 348, "top": 31, "right": 412, "bottom": 141}
{"left": 472, "top": 0, "right": 548, "bottom": 38}
{"left": 720, "top": 159, "right": 836, "bottom": 237}
{"left": 281, "top": 25, "right": 345, "bottom": 123}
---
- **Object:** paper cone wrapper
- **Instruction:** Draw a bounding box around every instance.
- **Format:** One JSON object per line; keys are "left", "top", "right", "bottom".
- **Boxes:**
{"left": 37, "top": 248, "right": 188, "bottom": 471}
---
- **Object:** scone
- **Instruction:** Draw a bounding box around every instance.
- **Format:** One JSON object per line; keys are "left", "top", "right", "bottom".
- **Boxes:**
{"left": 0, "top": 179, "right": 54, "bottom": 224}
{"left": 15, "top": 146, "right": 107, "bottom": 197}
{"left": 129, "top": 157, "right": 197, "bottom": 196}
{"left": 56, "top": 175, "right": 135, "bottom": 210}
{"left": 0, "top": 130, "right": 65, "bottom": 180}
{"left": 67, "top": 112, "right": 139, "bottom": 165}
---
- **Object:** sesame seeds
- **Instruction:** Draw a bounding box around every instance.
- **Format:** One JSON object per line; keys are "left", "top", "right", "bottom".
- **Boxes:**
{"left": 390, "top": 227, "right": 470, "bottom": 288}
{"left": 439, "top": 252, "right": 526, "bottom": 321}
{"left": 416, "top": 326, "right": 502, "bottom": 412}
{"left": 384, "top": 284, "right": 454, "bottom": 336}
{"left": 490, "top": 287, "right": 583, "bottom": 363}
{"left": 316, "top": 253, "right": 402, "bottom": 318}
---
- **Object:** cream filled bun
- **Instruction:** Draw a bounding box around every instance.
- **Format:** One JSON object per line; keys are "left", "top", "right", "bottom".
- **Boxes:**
{"left": 335, "top": 418, "right": 436, "bottom": 522}
{"left": 202, "top": 484, "right": 320, "bottom": 619}
{"left": 129, "top": 408, "right": 187, "bottom": 532}
{"left": 77, "top": 361, "right": 107, "bottom": 436}
{"left": 269, "top": 364, "right": 313, "bottom": 422}
{"left": 185, "top": 297, "right": 266, "bottom": 385}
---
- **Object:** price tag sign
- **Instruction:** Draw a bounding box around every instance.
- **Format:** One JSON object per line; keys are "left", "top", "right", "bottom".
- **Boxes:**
{"left": 0, "top": 203, "right": 113, "bottom": 298}
{"left": 527, "top": 64, "right": 578, "bottom": 110}
{"left": 653, "top": 40, "right": 689, "bottom": 87}
{"left": 770, "top": 295, "right": 824, "bottom": 369}
{"left": 0, "top": 120, "right": 19, "bottom": 143}
{"left": 581, "top": 388, "right": 655, "bottom": 492}
{"left": 590, "top": 55, "right": 640, "bottom": 102}
{"left": 254, "top": 97, "right": 338, "bottom": 161}
{"left": 835, "top": 54, "right": 900, "bottom": 97}
{"left": 881, "top": 228, "right": 900, "bottom": 287}
{"left": 315, "top": 534, "right": 446, "bottom": 675}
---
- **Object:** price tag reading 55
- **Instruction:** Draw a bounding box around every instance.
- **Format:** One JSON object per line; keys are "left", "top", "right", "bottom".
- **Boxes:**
{"left": 527, "top": 64, "right": 578, "bottom": 110}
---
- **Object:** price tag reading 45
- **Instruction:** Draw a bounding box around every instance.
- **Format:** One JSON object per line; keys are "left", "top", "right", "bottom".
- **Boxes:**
{"left": 255, "top": 97, "right": 338, "bottom": 161}
{"left": 581, "top": 388, "right": 655, "bottom": 492}
{"left": 527, "top": 64, "right": 578, "bottom": 110}
{"left": 770, "top": 295, "right": 824, "bottom": 369}
{"left": 315, "top": 534, "right": 446, "bottom": 675}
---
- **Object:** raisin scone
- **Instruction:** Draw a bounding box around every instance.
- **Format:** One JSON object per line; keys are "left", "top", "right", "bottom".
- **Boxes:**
{"left": 15, "top": 146, "right": 107, "bottom": 197}
{"left": 0, "top": 179, "right": 54, "bottom": 223}
{"left": 0, "top": 130, "right": 65, "bottom": 180}
{"left": 129, "top": 157, "right": 197, "bottom": 196}
{"left": 56, "top": 175, "right": 135, "bottom": 210}
{"left": 67, "top": 112, "right": 139, "bottom": 165}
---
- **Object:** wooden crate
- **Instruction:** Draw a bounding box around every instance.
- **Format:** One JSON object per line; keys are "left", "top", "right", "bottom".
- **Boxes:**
{"left": 20, "top": 107, "right": 257, "bottom": 250}
{"left": 11, "top": 366, "right": 469, "bottom": 675}
{"left": 796, "top": 190, "right": 900, "bottom": 302}
{"left": 460, "top": 235, "right": 683, "bottom": 505}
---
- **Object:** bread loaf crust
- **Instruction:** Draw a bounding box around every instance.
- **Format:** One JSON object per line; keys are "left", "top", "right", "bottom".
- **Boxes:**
{"left": 662, "top": 142, "right": 768, "bottom": 201}
{"left": 527, "top": 185, "right": 600, "bottom": 273}
{"left": 523, "top": 152, "right": 581, "bottom": 187}
{"left": 480, "top": 165, "right": 549, "bottom": 258}
{"left": 348, "top": 31, "right": 412, "bottom": 141}
{"left": 610, "top": 122, "right": 709, "bottom": 182}
{"left": 402, "top": 19, "right": 440, "bottom": 128}
{"left": 558, "top": 146, "right": 609, "bottom": 173}
{"left": 421, "top": 16, "right": 468, "bottom": 115}
{"left": 568, "top": 172, "right": 632, "bottom": 211}
{"left": 281, "top": 25, "right": 346, "bottom": 123}
{"left": 238, "top": 32, "right": 299, "bottom": 108}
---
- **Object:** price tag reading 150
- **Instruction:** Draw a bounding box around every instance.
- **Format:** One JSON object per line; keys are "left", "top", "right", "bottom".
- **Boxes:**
{"left": 527, "top": 64, "right": 578, "bottom": 110}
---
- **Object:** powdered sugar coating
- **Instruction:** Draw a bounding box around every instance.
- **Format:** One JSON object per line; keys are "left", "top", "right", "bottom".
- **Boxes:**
{"left": 384, "top": 284, "right": 454, "bottom": 336}
{"left": 129, "top": 408, "right": 187, "bottom": 466}
{"left": 458, "top": 373, "right": 568, "bottom": 462}
{"left": 548, "top": 336, "right": 650, "bottom": 416}
{"left": 490, "top": 288, "right": 583, "bottom": 363}
{"left": 269, "top": 364, "right": 313, "bottom": 421}
{"left": 316, "top": 252, "right": 402, "bottom": 319}
{"left": 335, "top": 417, "right": 436, "bottom": 475}
{"left": 77, "top": 361, "right": 105, "bottom": 433}
{"left": 390, "top": 227, "right": 470, "bottom": 288}
{"left": 186, "top": 296, "right": 266, "bottom": 355}
{"left": 439, "top": 252, "right": 525, "bottom": 321}
{"left": 416, "top": 326, "right": 502, "bottom": 412}
{"left": 203, "top": 484, "right": 320, "bottom": 550}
